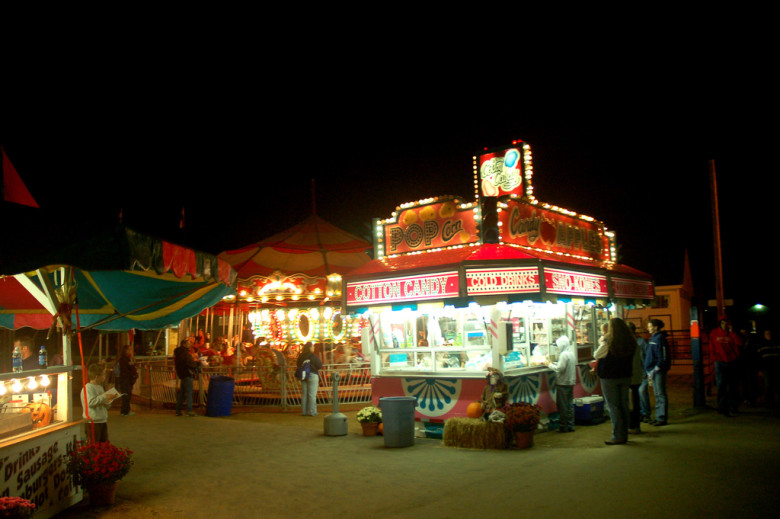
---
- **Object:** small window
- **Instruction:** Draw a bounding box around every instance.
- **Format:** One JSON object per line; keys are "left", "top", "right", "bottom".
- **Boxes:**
{"left": 651, "top": 295, "right": 669, "bottom": 309}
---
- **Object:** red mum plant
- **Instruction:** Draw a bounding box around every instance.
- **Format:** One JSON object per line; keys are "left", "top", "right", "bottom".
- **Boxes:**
{"left": 65, "top": 441, "right": 134, "bottom": 488}
{"left": 0, "top": 496, "right": 36, "bottom": 519}
{"left": 503, "top": 402, "right": 542, "bottom": 432}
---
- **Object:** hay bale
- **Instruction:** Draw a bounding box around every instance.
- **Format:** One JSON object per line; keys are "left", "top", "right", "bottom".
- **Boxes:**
{"left": 443, "top": 417, "right": 507, "bottom": 449}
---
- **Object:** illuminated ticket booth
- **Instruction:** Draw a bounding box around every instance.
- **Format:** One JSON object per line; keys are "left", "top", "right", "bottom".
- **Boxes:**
{"left": 343, "top": 141, "right": 654, "bottom": 422}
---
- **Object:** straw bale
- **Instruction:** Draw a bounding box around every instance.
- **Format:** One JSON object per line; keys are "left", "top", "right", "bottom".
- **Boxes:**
{"left": 443, "top": 417, "right": 507, "bottom": 449}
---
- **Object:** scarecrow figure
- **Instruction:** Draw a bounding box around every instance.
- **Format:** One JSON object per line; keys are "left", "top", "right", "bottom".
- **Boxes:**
{"left": 480, "top": 368, "right": 509, "bottom": 420}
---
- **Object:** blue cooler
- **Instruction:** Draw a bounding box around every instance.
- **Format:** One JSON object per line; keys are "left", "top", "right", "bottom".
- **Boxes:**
{"left": 574, "top": 396, "right": 605, "bottom": 425}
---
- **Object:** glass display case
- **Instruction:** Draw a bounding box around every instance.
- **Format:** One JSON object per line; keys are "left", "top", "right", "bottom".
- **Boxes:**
{"left": 0, "top": 367, "right": 73, "bottom": 443}
{"left": 372, "top": 305, "right": 492, "bottom": 375}
{"left": 365, "top": 300, "right": 603, "bottom": 377}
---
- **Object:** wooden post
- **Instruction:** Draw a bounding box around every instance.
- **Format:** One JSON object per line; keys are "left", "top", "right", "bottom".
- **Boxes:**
{"left": 709, "top": 160, "right": 725, "bottom": 318}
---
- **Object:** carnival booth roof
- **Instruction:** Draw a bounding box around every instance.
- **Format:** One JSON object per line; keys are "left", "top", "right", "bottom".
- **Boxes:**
{"left": 219, "top": 213, "right": 371, "bottom": 282}
{"left": 0, "top": 223, "right": 237, "bottom": 331}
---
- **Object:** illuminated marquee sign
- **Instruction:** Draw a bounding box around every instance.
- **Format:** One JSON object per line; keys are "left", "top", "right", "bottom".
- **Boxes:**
{"left": 544, "top": 268, "right": 608, "bottom": 297}
{"left": 500, "top": 199, "right": 610, "bottom": 262}
{"left": 347, "top": 271, "right": 460, "bottom": 305}
{"left": 466, "top": 267, "right": 540, "bottom": 295}
{"left": 383, "top": 198, "right": 478, "bottom": 255}
{"left": 610, "top": 276, "right": 654, "bottom": 299}
{"left": 478, "top": 145, "right": 525, "bottom": 197}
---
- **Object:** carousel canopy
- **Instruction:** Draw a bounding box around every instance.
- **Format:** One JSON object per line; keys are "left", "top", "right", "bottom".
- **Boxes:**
{"left": 0, "top": 222, "right": 237, "bottom": 331}
{"left": 218, "top": 214, "right": 371, "bottom": 302}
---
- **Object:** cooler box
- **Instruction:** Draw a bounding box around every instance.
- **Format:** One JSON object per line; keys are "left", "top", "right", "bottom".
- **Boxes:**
{"left": 574, "top": 396, "right": 605, "bottom": 425}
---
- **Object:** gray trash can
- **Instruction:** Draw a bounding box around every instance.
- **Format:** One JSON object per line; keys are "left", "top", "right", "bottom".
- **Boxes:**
{"left": 379, "top": 396, "right": 416, "bottom": 447}
{"left": 207, "top": 376, "right": 235, "bottom": 417}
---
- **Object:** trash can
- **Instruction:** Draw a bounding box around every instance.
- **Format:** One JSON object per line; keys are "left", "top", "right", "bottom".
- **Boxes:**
{"left": 207, "top": 376, "right": 235, "bottom": 417}
{"left": 379, "top": 396, "right": 416, "bottom": 447}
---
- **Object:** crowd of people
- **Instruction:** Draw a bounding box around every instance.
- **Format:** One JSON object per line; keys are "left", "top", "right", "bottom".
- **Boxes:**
{"left": 708, "top": 316, "right": 780, "bottom": 416}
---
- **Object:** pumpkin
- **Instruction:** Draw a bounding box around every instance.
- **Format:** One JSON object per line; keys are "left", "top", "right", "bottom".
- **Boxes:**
{"left": 378, "top": 423, "right": 384, "bottom": 435}
{"left": 466, "top": 401, "right": 483, "bottom": 418}
{"left": 22, "top": 402, "right": 53, "bottom": 428}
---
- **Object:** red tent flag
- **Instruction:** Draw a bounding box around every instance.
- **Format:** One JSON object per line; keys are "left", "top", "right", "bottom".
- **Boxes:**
{"left": 1, "top": 147, "right": 40, "bottom": 208}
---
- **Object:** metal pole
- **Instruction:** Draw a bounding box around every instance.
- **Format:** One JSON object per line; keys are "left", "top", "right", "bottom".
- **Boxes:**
{"left": 709, "top": 160, "right": 725, "bottom": 318}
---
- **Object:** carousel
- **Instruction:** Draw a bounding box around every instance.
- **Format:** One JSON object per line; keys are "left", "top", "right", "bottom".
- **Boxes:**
{"left": 213, "top": 212, "right": 373, "bottom": 371}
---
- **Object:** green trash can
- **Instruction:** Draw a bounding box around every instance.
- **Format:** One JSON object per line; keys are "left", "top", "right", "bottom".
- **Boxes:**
{"left": 207, "top": 376, "right": 235, "bottom": 417}
{"left": 379, "top": 396, "right": 416, "bottom": 447}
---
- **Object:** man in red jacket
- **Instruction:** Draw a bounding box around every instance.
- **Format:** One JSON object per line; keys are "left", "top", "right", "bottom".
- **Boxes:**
{"left": 709, "top": 316, "right": 742, "bottom": 416}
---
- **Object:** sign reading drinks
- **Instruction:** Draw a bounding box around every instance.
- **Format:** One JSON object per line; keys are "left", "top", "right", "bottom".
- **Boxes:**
{"left": 1, "top": 425, "right": 82, "bottom": 517}
{"left": 499, "top": 199, "right": 610, "bottom": 262}
{"left": 383, "top": 197, "right": 478, "bottom": 255}
{"left": 466, "top": 267, "right": 540, "bottom": 295}
{"left": 347, "top": 271, "right": 460, "bottom": 305}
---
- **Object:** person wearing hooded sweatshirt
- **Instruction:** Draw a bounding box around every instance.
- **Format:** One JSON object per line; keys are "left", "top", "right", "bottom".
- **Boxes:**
{"left": 645, "top": 319, "right": 671, "bottom": 425}
{"left": 709, "top": 316, "right": 742, "bottom": 416}
{"left": 548, "top": 335, "right": 576, "bottom": 433}
{"left": 628, "top": 322, "right": 645, "bottom": 433}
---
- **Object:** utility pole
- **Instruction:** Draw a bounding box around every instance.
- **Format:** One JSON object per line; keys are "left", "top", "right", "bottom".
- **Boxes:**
{"left": 709, "top": 160, "right": 725, "bottom": 318}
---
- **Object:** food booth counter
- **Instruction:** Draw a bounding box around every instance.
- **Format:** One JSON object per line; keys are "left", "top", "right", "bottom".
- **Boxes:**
{"left": 343, "top": 141, "right": 654, "bottom": 423}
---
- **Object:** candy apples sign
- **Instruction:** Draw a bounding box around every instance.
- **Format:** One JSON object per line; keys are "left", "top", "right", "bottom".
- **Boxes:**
{"left": 500, "top": 199, "right": 610, "bottom": 262}
{"left": 478, "top": 146, "right": 524, "bottom": 197}
{"left": 384, "top": 198, "right": 478, "bottom": 254}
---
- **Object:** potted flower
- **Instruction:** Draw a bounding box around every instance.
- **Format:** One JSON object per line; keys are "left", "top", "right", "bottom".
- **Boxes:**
{"left": 503, "top": 402, "right": 541, "bottom": 449}
{"left": 356, "top": 405, "right": 382, "bottom": 436}
{"left": 66, "top": 441, "right": 134, "bottom": 506}
{"left": 0, "top": 496, "right": 36, "bottom": 519}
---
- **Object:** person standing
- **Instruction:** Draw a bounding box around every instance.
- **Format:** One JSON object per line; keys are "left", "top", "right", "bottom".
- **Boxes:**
{"left": 175, "top": 338, "right": 199, "bottom": 417}
{"left": 634, "top": 323, "right": 651, "bottom": 423}
{"left": 81, "top": 363, "right": 119, "bottom": 443}
{"left": 594, "top": 318, "right": 637, "bottom": 445}
{"left": 739, "top": 328, "right": 761, "bottom": 407}
{"left": 757, "top": 329, "right": 780, "bottom": 410}
{"left": 547, "top": 335, "right": 576, "bottom": 433}
{"left": 18, "top": 337, "right": 39, "bottom": 371}
{"left": 708, "top": 316, "right": 741, "bottom": 416}
{"left": 627, "top": 322, "right": 646, "bottom": 433}
{"left": 117, "top": 344, "right": 138, "bottom": 416}
{"left": 645, "top": 319, "right": 671, "bottom": 425}
{"left": 297, "top": 342, "right": 323, "bottom": 416}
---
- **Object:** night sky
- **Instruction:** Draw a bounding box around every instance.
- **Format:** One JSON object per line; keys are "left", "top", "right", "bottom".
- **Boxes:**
{"left": 1, "top": 38, "right": 773, "bottom": 327}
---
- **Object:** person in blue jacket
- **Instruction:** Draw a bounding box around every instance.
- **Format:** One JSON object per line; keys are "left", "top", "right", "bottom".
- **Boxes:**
{"left": 645, "top": 319, "right": 671, "bottom": 425}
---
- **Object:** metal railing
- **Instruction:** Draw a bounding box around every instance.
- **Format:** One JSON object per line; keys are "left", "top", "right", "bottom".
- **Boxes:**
{"left": 128, "top": 358, "right": 372, "bottom": 411}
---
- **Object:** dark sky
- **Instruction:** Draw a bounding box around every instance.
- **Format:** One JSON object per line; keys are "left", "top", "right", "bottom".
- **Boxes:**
{"left": 1, "top": 38, "right": 773, "bottom": 326}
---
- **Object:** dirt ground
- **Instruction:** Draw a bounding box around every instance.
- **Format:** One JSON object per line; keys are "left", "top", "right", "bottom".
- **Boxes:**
{"left": 51, "top": 376, "right": 780, "bottom": 518}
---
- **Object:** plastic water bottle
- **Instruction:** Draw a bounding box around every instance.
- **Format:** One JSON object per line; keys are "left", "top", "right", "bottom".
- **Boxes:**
{"left": 12, "top": 345, "right": 23, "bottom": 373}
{"left": 39, "top": 345, "right": 48, "bottom": 369}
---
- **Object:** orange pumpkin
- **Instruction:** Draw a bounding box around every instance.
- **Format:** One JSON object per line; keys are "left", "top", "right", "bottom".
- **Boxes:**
{"left": 378, "top": 423, "right": 384, "bottom": 435}
{"left": 466, "top": 401, "right": 483, "bottom": 418}
{"left": 22, "top": 402, "right": 53, "bottom": 428}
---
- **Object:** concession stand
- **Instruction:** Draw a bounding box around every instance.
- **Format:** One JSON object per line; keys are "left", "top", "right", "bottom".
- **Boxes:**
{"left": 344, "top": 141, "right": 654, "bottom": 423}
{"left": 0, "top": 223, "right": 236, "bottom": 518}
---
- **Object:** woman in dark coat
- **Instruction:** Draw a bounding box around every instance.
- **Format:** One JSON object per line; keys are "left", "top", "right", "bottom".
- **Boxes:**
{"left": 594, "top": 318, "right": 637, "bottom": 445}
{"left": 117, "top": 344, "right": 138, "bottom": 416}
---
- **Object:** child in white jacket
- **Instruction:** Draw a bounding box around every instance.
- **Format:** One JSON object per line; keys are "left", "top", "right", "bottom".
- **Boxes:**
{"left": 81, "top": 363, "right": 119, "bottom": 442}
{"left": 548, "top": 336, "right": 576, "bottom": 432}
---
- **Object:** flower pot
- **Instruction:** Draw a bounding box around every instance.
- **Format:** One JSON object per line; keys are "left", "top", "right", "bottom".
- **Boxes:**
{"left": 361, "top": 422, "right": 379, "bottom": 436}
{"left": 87, "top": 481, "right": 119, "bottom": 507}
{"left": 514, "top": 430, "right": 534, "bottom": 449}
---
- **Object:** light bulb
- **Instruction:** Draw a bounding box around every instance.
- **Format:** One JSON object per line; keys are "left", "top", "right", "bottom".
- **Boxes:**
{"left": 11, "top": 379, "right": 23, "bottom": 393}
{"left": 27, "top": 377, "right": 38, "bottom": 391}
